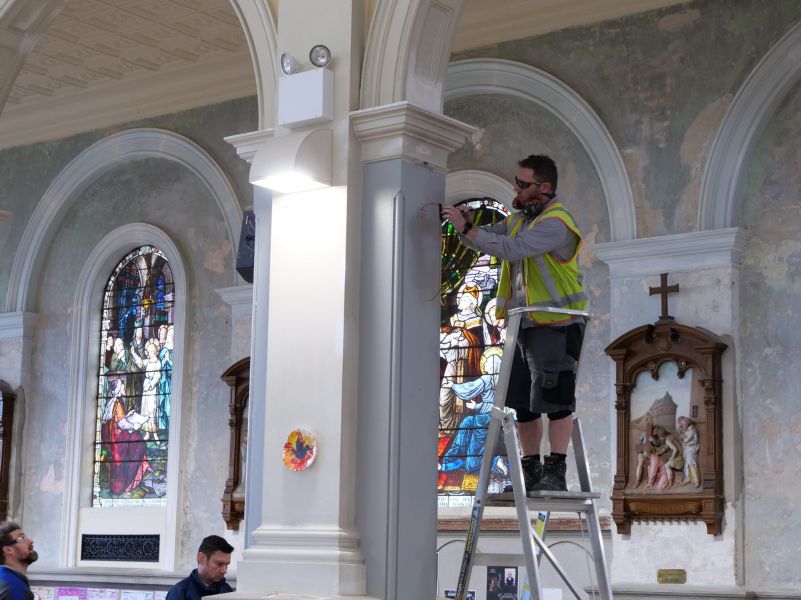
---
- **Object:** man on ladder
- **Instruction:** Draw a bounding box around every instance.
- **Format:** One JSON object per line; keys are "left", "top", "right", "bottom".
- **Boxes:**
{"left": 441, "top": 154, "right": 587, "bottom": 492}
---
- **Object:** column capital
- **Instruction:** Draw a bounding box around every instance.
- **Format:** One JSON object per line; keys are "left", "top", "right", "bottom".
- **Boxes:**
{"left": 595, "top": 228, "right": 750, "bottom": 278}
{"left": 0, "top": 312, "right": 38, "bottom": 340}
{"left": 350, "top": 101, "right": 476, "bottom": 172}
{"left": 215, "top": 285, "right": 254, "bottom": 318}
{"left": 225, "top": 128, "right": 276, "bottom": 164}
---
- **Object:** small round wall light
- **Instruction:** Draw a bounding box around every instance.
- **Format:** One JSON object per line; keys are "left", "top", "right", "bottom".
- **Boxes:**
{"left": 309, "top": 44, "right": 331, "bottom": 68}
{"left": 280, "top": 52, "right": 299, "bottom": 75}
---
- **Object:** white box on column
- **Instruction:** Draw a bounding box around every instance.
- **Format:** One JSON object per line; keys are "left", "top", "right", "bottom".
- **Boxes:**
{"left": 278, "top": 68, "right": 334, "bottom": 127}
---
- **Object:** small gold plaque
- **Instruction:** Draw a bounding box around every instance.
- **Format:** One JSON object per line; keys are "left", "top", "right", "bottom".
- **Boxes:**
{"left": 657, "top": 569, "right": 687, "bottom": 584}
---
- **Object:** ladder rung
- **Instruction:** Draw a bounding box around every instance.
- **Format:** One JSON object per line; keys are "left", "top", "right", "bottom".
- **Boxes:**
{"left": 470, "top": 552, "right": 530, "bottom": 566}
{"left": 486, "top": 491, "right": 599, "bottom": 513}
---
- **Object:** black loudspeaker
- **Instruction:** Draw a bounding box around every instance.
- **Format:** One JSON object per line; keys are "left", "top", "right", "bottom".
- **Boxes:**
{"left": 236, "top": 210, "right": 256, "bottom": 283}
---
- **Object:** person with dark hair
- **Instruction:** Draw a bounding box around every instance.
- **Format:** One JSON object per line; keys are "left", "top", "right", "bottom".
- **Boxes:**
{"left": 166, "top": 535, "right": 234, "bottom": 600}
{"left": 0, "top": 521, "right": 37, "bottom": 600}
{"left": 441, "top": 154, "right": 587, "bottom": 492}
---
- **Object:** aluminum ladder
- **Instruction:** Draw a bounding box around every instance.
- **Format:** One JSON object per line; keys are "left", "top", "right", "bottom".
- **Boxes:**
{"left": 453, "top": 306, "right": 612, "bottom": 600}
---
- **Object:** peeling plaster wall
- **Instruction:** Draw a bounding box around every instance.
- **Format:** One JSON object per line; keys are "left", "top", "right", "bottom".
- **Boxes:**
{"left": 448, "top": 0, "right": 801, "bottom": 589}
{"left": 452, "top": 0, "right": 801, "bottom": 237}
{"left": 736, "top": 80, "right": 801, "bottom": 588}
{"left": 0, "top": 97, "right": 257, "bottom": 571}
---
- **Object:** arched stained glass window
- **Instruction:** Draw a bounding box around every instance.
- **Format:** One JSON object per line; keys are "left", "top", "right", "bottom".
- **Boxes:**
{"left": 93, "top": 245, "right": 174, "bottom": 507}
{"left": 437, "top": 198, "right": 511, "bottom": 508}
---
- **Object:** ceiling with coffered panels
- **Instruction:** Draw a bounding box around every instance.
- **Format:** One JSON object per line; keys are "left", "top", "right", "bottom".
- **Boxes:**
{"left": 6, "top": 0, "right": 251, "bottom": 107}
{"left": 0, "top": 0, "right": 690, "bottom": 149}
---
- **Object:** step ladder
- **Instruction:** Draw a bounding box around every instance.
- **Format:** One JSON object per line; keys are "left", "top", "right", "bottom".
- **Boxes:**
{"left": 453, "top": 306, "right": 612, "bottom": 600}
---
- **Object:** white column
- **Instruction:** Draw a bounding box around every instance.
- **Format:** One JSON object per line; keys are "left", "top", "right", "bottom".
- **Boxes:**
{"left": 595, "top": 228, "right": 749, "bottom": 586}
{"left": 351, "top": 102, "right": 476, "bottom": 599}
{"left": 226, "top": 1, "right": 370, "bottom": 596}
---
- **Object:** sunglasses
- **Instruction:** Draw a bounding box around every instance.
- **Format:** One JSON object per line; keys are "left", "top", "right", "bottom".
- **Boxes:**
{"left": 514, "top": 176, "right": 545, "bottom": 190}
{"left": 2, "top": 534, "right": 28, "bottom": 547}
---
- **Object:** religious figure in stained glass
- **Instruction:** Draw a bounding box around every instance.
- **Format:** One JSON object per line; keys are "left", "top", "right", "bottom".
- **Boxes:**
{"left": 93, "top": 245, "right": 174, "bottom": 507}
{"left": 438, "top": 199, "right": 511, "bottom": 506}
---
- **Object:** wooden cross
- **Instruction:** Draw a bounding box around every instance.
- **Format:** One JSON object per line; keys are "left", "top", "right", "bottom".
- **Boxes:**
{"left": 649, "top": 272, "right": 679, "bottom": 322}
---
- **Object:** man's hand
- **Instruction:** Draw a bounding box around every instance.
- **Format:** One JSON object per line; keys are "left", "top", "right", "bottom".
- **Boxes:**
{"left": 441, "top": 204, "right": 476, "bottom": 238}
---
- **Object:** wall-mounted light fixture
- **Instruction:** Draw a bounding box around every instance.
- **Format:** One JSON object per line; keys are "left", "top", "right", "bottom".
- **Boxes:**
{"left": 250, "top": 129, "right": 332, "bottom": 194}
{"left": 309, "top": 44, "right": 331, "bottom": 68}
{"left": 280, "top": 52, "right": 300, "bottom": 76}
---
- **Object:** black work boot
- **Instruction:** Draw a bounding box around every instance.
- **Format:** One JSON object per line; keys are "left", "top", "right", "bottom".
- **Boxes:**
{"left": 503, "top": 455, "right": 542, "bottom": 493}
{"left": 531, "top": 455, "right": 567, "bottom": 492}
{"left": 522, "top": 455, "right": 543, "bottom": 490}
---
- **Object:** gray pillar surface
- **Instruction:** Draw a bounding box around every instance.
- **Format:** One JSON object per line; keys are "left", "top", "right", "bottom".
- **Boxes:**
{"left": 356, "top": 159, "right": 443, "bottom": 600}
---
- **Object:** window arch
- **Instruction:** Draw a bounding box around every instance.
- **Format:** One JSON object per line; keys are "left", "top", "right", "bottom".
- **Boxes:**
{"left": 62, "top": 224, "right": 186, "bottom": 570}
{"left": 93, "top": 245, "right": 174, "bottom": 507}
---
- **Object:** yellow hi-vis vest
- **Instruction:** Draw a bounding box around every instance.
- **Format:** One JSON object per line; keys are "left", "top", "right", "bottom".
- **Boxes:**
{"left": 495, "top": 201, "right": 587, "bottom": 325}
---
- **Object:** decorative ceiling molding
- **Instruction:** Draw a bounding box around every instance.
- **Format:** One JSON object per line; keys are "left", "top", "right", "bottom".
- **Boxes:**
{"left": 699, "top": 19, "right": 801, "bottom": 230}
{"left": 0, "top": 0, "right": 264, "bottom": 145}
{"left": 451, "top": 0, "right": 691, "bottom": 53}
{"left": 445, "top": 58, "right": 636, "bottom": 242}
{"left": 6, "top": 128, "right": 243, "bottom": 313}
{"left": 0, "top": 53, "right": 255, "bottom": 150}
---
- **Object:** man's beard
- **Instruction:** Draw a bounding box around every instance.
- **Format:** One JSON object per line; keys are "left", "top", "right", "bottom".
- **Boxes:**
{"left": 22, "top": 549, "right": 38, "bottom": 565}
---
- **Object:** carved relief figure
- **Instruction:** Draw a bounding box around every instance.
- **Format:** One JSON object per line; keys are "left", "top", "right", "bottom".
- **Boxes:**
{"left": 653, "top": 425, "right": 684, "bottom": 488}
{"left": 678, "top": 416, "right": 701, "bottom": 487}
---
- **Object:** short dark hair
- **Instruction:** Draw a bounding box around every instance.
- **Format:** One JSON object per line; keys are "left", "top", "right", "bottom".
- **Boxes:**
{"left": 518, "top": 154, "right": 558, "bottom": 192}
{"left": 198, "top": 535, "right": 234, "bottom": 559}
{"left": 0, "top": 521, "right": 22, "bottom": 563}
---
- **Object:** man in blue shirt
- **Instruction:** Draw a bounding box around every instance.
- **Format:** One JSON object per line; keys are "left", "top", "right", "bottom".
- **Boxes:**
{"left": 166, "top": 535, "right": 234, "bottom": 600}
{"left": 0, "top": 521, "right": 37, "bottom": 600}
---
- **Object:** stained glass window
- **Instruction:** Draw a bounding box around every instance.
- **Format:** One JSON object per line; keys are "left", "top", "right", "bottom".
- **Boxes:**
{"left": 93, "top": 245, "right": 174, "bottom": 507}
{"left": 438, "top": 198, "right": 512, "bottom": 508}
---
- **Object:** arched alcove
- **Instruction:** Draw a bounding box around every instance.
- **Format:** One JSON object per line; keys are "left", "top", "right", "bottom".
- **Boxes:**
{"left": 6, "top": 128, "right": 243, "bottom": 312}
{"left": 444, "top": 58, "right": 636, "bottom": 242}
{"left": 700, "top": 19, "right": 801, "bottom": 230}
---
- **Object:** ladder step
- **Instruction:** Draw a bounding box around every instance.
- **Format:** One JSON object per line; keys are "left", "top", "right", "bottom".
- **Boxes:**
{"left": 486, "top": 491, "right": 599, "bottom": 513}
{"left": 470, "top": 552, "right": 531, "bottom": 566}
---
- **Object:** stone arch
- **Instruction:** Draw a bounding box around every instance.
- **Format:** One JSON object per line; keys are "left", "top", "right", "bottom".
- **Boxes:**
{"left": 699, "top": 20, "right": 801, "bottom": 230}
{"left": 445, "top": 169, "right": 513, "bottom": 211}
{"left": 6, "top": 127, "right": 243, "bottom": 312}
{"left": 361, "top": 0, "right": 469, "bottom": 112}
{"left": 228, "top": 0, "right": 279, "bottom": 129}
{"left": 444, "top": 58, "right": 636, "bottom": 242}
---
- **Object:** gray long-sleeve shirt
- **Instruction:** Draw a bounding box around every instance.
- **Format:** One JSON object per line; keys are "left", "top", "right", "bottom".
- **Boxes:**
{"left": 462, "top": 198, "right": 580, "bottom": 321}
{"left": 468, "top": 198, "right": 577, "bottom": 262}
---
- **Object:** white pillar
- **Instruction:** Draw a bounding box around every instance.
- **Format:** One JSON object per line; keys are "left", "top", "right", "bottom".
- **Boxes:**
{"left": 225, "top": 2, "right": 476, "bottom": 596}
{"left": 350, "top": 102, "right": 476, "bottom": 599}
{"left": 226, "top": 1, "right": 369, "bottom": 596}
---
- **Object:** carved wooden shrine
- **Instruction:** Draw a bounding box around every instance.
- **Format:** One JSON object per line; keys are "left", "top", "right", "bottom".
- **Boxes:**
{"left": 0, "top": 380, "right": 15, "bottom": 521}
{"left": 220, "top": 357, "right": 249, "bottom": 531}
{"left": 605, "top": 274, "right": 727, "bottom": 534}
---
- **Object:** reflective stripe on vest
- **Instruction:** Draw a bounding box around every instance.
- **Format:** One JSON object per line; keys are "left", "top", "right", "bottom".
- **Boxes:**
{"left": 495, "top": 202, "right": 587, "bottom": 325}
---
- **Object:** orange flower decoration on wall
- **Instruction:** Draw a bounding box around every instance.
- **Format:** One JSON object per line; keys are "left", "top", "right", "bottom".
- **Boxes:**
{"left": 282, "top": 428, "right": 318, "bottom": 471}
